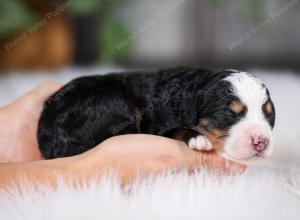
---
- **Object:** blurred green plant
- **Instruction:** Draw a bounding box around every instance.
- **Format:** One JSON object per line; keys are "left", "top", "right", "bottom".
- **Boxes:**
{"left": 100, "top": 18, "right": 132, "bottom": 62}
{"left": 209, "top": 0, "right": 266, "bottom": 23}
{"left": 99, "top": 0, "right": 132, "bottom": 63}
{"left": 69, "top": 0, "right": 100, "bottom": 15}
{"left": 0, "top": 0, "right": 38, "bottom": 35}
{"left": 69, "top": 0, "right": 132, "bottom": 62}
{"left": 209, "top": 0, "right": 232, "bottom": 7}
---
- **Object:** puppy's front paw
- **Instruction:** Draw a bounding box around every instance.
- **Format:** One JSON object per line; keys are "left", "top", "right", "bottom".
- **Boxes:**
{"left": 188, "top": 135, "right": 213, "bottom": 151}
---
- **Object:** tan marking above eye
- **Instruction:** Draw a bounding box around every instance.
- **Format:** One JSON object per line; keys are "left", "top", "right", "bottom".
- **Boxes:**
{"left": 229, "top": 100, "right": 244, "bottom": 114}
{"left": 266, "top": 102, "right": 273, "bottom": 114}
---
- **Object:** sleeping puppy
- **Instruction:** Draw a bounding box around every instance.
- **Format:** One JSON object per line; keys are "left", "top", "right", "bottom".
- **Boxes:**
{"left": 38, "top": 67, "right": 275, "bottom": 164}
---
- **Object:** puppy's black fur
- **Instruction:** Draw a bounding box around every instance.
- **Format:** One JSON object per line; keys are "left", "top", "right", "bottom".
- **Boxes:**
{"left": 38, "top": 67, "right": 274, "bottom": 158}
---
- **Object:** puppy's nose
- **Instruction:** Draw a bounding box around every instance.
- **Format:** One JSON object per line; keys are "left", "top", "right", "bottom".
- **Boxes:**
{"left": 251, "top": 136, "right": 269, "bottom": 152}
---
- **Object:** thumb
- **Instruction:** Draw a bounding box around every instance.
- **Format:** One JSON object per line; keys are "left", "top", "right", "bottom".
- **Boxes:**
{"left": 9, "top": 82, "right": 62, "bottom": 113}
{"left": 25, "top": 82, "right": 63, "bottom": 107}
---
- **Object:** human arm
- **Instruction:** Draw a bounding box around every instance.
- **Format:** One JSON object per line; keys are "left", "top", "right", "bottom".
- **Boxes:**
{"left": 0, "top": 134, "right": 246, "bottom": 188}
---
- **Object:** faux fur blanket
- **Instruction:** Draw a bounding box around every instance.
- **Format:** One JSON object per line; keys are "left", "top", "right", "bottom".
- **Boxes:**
{"left": 0, "top": 167, "right": 300, "bottom": 220}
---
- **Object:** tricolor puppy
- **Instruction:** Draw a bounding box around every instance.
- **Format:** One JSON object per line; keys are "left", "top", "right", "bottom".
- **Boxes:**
{"left": 38, "top": 67, "right": 275, "bottom": 164}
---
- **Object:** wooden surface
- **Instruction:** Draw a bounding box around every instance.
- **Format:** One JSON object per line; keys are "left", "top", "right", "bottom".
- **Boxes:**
{"left": 0, "top": 12, "right": 73, "bottom": 71}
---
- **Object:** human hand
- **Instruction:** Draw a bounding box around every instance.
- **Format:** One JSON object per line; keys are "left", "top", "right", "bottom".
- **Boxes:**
{"left": 68, "top": 134, "right": 247, "bottom": 185}
{"left": 0, "top": 82, "right": 62, "bottom": 162}
{"left": 0, "top": 134, "right": 246, "bottom": 189}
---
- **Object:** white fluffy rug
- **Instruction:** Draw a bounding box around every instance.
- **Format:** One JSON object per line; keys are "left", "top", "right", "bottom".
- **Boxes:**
{"left": 0, "top": 168, "right": 300, "bottom": 220}
{"left": 0, "top": 67, "right": 300, "bottom": 220}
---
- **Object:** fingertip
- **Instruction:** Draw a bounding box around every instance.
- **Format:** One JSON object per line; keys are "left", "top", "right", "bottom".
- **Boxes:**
{"left": 239, "top": 164, "right": 247, "bottom": 173}
{"left": 187, "top": 150, "right": 203, "bottom": 170}
{"left": 36, "top": 82, "right": 62, "bottom": 96}
{"left": 228, "top": 162, "right": 247, "bottom": 175}
{"left": 215, "top": 154, "right": 226, "bottom": 169}
{"left": 31, "top": 82, "right": 63, "bottom": 104}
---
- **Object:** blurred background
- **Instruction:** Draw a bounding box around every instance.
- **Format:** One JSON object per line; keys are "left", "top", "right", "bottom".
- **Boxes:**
{"left": 0, "top": 0, "right": 300, "bottom": 165}
{"left": 0, "top": 0, "right": 300, "bottom": 70}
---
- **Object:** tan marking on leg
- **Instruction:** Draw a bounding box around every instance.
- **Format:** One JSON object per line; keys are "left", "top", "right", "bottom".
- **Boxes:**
{"left": 132, "top": 107, "right": 142, "bottom": 121}
{"left": 204, "top": 129, "right": 227, "bottom": 151}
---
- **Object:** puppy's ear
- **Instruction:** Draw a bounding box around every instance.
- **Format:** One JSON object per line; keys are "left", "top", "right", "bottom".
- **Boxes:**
{"left": 202, "top": 80, "right": 224, "bottom": 103}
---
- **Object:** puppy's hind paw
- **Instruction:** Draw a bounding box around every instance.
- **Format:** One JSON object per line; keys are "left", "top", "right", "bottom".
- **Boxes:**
{"left": 188, "top": 135, "right": 213, "bottom": 151}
